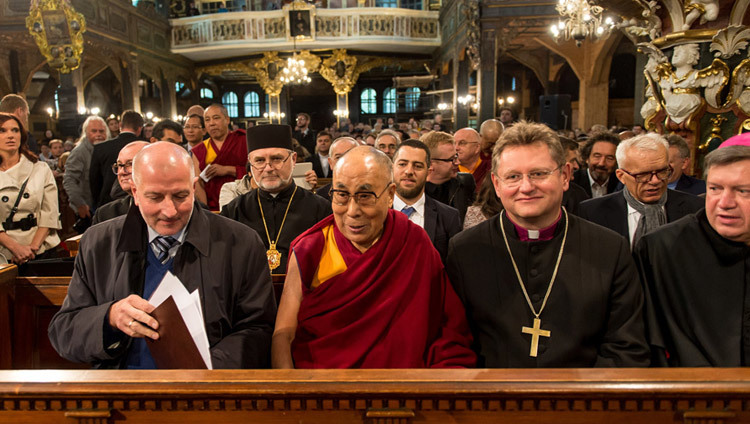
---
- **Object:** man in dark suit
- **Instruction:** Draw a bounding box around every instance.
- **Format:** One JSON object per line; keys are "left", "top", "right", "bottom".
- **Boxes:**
{"left": 315, "top": 136, "right": 358, "bottom": 201}
{"left": 572, "top": 132, "right": 621, "bottom": 198}
{"left": 89, "top": 110, "right": 144, "bottom": 208}
{"left": 307, "top": 131, "right": 333, "bottom": 178}
{"left": 667, "top": 134, "right": 706, "bottom": 195}
{"left": 392, "top": 139, "right": 460, "bottom": 263}
{"left": 292, "top": 112, "right": 316, "bottom": 154}
{"left": 423, "top": 131, "right": 475, "bottom": 225}
{"left": 579, "top": 133, "right": 704, "bottom": 247}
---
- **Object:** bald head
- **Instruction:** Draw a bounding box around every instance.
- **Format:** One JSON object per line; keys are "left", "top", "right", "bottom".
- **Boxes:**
{"left": 133, "top": 141, "right": 195, "bottom": 187}
{"left": 454, "top": 127, "right": 481, "bottom": 166}
{"left": 479, "top": 119, "right": 504, "bottom": 154}
{"left": 117, "top": 141, "right": 149, "bottom": 194}
{"left": 335, "top": 145, "right": 393, "bottom": 183}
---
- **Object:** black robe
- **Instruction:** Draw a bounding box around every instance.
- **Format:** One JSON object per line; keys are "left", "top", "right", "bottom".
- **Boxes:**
{"left": 446, "top": 211, "right": 650, "bottom": 367}
{"left": 220, "top": 182, "right": 332, "bottom": 273}
{"left": 634, "top": 209, "right": 750, "bottom": 366}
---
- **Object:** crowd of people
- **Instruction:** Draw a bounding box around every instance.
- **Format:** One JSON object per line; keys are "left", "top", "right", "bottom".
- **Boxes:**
{"left": 1, "top": 92, "right": 748, "bottom": 369}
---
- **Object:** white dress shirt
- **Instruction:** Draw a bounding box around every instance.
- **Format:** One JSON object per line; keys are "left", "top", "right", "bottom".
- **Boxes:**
{"left": 318, "top": 153, "right": 329, "bottom": 176}
{"left": 393, "top": 192, "right": 426, "bottom": 228}
{"left": 587, "top": 169, "right": 609, "bottom": 198}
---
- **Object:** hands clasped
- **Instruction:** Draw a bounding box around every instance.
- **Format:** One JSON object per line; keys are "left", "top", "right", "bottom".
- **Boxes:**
{"left": 109, "top": 294, "right": 160, "bottom": 340}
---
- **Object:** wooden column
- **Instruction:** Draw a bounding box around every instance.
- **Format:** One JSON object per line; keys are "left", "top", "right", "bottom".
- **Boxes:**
{"left": 478, "top": 28, "right": 497, "bottom": 123}
{"left": 454, "top": 54, "right": 470, "bottom": 129}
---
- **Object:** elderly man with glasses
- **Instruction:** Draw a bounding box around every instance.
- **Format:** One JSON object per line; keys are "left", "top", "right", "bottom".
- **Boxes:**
{"left": 221, "top": 125, "right": 331, "bottom": 273}
{"left": 455, "top": 127, "right": 490, "bottom": 191}
{"left": 446, "top": 121, "right": 650, "bottom": 368}
{"left": 271, "top": 145, "right": 475, "bottom": 369}
{"left": 423, "top": 131, "right": 475, "bottom": 225}
{"left": 579, "top": 133, "right": 703, "bottom": 248}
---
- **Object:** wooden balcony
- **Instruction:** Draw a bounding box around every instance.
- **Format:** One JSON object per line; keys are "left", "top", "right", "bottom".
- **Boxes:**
{"left": 170, "top": 8, "right": 440, "bottom": 61}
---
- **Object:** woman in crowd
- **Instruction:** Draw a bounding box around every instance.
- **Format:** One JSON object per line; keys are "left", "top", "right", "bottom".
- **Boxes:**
{"left": 0, "top": 113, "right": 60, "bottom": 264}
{"left": 463, "top": 173, "right": 502, "bottom": 229}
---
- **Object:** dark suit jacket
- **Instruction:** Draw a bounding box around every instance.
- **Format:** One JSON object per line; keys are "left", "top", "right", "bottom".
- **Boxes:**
{"left": 316, "top": 182, "right": 331, "bottom": 201}
{"left": 89, "top": 132, "right": 140, "bottom": 208}
{"left": 562, "top": 182, "right": 590, "bottom": 216}
{"left": 674, "top": 173, "right": 706, "bottom": 196}
{"left": 423, "top": 196, "right": 461, "bottom": 263}
{"left": 307, "top": 154, "right": 332, "bottom": 178}
{"left": 571, "top": 168, "right": 620, "bottom": 198}
{"left": 425, "top": 172, "right": 475, "bottom": 225}
{"left": 578, "top": 189, "right": 704, "bottom": 246}
{"left": 293, "top": 128, "right": 316, "bottom": 155}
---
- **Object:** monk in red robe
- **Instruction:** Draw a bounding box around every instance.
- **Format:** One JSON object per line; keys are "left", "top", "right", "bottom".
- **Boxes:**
{"left": 272, "top": 146, "right": 476, "bottom": 368}
{"left": 191, "top": 104, "right": 248, "bottom": 210}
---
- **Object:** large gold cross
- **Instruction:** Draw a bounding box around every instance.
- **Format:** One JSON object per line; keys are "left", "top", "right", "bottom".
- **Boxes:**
{"left": 522, "top": 318, "right": 550, "bottom": 357}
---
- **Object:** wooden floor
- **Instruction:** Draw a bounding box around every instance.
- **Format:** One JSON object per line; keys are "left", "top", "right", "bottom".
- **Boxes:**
{"left": 1, "top": 368, "right": 750, "bottom": 423}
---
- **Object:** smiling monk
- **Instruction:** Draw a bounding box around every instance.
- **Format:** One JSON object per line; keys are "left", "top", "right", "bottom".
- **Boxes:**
{"left": 271, "top": 146, "right": 475, "bottom": 369}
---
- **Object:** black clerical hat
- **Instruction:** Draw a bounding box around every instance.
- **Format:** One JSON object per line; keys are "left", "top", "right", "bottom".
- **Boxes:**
{"left": 246, "top": 124, "right": 293, "bottom": 152}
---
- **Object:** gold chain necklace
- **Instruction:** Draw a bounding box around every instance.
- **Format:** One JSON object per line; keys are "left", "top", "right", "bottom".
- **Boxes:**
{"left": 499, "top": 208, "right": 569, "bottom": 357}
{"left": 257, "top": 185, "right": 297, "bottom": 271}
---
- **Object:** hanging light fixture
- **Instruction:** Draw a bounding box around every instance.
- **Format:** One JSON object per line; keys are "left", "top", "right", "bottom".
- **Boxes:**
{"left": 550, "top": 0, "right": 615, "bottom": 47}
{"left": 280, "top": 53, "right": 311, "bottom": 85}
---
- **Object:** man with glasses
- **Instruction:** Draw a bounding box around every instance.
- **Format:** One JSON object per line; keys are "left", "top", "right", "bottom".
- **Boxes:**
{"left": 446, "top": 121, "right": 649, "bottom": 367}
{"left": 571, "top": 132, "right": 621, "bottom": 198}
{"left": 191, "top": 104, "right": 248, "bottom": 210}
{"left": 89, "top": 110, "right": 144, "bottom": 209}
{"left": 579, "top": 134, "right": 703, "bottom": 248}
{"left": 455, "top": 127, "right": 490, "bottom": 191}
{"left": 221, "top": 125, "right": 331, "bottom": 274}
{"left": 91, "top": 141, "right": 149, "bottom": 225}
{"left": 271, "top": 145, "right": 475, "bottom": 368}
{"left": 423, "top": 131, "right": 475, "bottom": 225}
{"left": 315, "top": 136, "right": 358, "bottom": 201}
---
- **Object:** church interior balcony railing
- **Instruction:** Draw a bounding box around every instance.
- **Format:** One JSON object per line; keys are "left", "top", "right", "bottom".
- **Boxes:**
{"left": 170, "top": 7, "right": 441, "bottom": 60}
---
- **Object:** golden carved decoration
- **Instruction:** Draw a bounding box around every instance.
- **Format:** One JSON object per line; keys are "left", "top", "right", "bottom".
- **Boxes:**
{"left": 26, "top": 0, "right": 87, "bottom": 73}
{"left": 318, "top": 49, "right": 389, "bottom": 95}
{"left": 698, "top": 114, "right": 727, "bottom": 153}
{"left": 652, "top": 29, "right": 718, "bottom": 48}
{"left": 294, "top": 50, "right": 321, "bottom": 73}
{"left": 250, "top": 52, "right": 287, "bottom": 96}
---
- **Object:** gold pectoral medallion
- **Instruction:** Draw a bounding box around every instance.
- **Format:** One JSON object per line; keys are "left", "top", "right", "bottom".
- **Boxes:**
{"left": 266, "top": 243, "right": 281, "bottom": 271}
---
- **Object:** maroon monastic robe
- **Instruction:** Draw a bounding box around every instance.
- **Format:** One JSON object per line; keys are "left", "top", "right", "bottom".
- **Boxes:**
{"left": 192, "top": 129, "right": 247, "bottom": 210}
{"left": 290, "top": 210, "right": 476, "bottom": 368}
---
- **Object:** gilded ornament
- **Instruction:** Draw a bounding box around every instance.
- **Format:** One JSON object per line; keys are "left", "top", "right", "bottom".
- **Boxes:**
{"left": 26, "top": 0, "right": 87, "bottom": 73}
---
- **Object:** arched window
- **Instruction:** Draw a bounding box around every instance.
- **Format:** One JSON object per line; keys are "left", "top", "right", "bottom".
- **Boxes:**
{"left": 383, "top": 87, "right": 396, "bottom": 114}
{"left": 405, "top": 87, "right": 421, "bottom": 112}
{"left": 222, "top": 92, "right": 238, "bottom": 118}
{"left": 200, "top": 88, "right": 214, "bottom": 99}
{"left": 360, "top": 88, "right": 377, "bottom": 114}
{"left": 244, "top": 91, "right": 260, "bottom": 117}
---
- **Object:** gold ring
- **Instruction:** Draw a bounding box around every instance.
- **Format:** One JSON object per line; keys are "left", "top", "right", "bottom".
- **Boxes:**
{"left": 128, "top": 319, "right": 134, "bottom": 328}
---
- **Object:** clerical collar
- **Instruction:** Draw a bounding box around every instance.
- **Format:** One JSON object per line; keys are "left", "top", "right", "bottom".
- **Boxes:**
{"left": 258, "top": 181, "right": 296, "bottom": 200}
{"left": 507, "top": 210, "right": 562, "bottom": 242}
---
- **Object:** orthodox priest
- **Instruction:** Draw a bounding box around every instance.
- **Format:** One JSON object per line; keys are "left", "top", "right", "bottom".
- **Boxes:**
{"left": 191, "top": 104, "right": 248, "bottom": 210}
{"left": 272, "top": 146, "right": 475, "bottom": 368}
{"left": 446, "top": 121, "right": 649, "bottom": 368}
{"left": 221, "top": 125, "right": 331, "bottom": 273}
{"left": 634, "top": 146, "right": 750, "bottom": 366}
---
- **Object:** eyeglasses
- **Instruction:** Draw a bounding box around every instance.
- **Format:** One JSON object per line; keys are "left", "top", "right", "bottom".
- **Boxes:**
{"left": 183, "top": 125, "right": 203, "bottom": 130}
{"left": 249, "top": 152, "right": 293, "bottom": 170}
{"left": 498, "top": 166, "right": 563, "bottom": 187}
{"left": 329, "top": 185, "right": 392, "bottom": 207}
{"left": 456, "top": 141, "right": 479, "bottom": 148}
{"left": 111, "top": 161, "right": 133, "bottom": 174}
{"left": 432, "top": 154, "right": 459, "bottom": 163}
{"left": 620, "top": 166, "right": 672, "bottom": 183}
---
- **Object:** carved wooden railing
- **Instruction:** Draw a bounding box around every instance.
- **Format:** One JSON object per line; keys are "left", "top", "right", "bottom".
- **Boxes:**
{"left": 1, "top": 368, "right": 750, "bottom": 424}
{"left": 170, "top": 8, "right": 440, "bottom": 55}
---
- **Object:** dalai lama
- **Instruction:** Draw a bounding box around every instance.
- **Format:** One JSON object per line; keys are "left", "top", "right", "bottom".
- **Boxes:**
{"left": 271, "top": 146, "right": 476, "bottom": 368}
{"left": 446, "top": 121, "right": 649, "bottom": 368}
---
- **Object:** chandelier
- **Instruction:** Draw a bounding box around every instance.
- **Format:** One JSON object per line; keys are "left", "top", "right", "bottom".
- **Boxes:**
{"left": 280, "top": 53, "right": 311, "bottom": 85}
{"left": 550, "top": 0, "right": 615, "bottom": 47}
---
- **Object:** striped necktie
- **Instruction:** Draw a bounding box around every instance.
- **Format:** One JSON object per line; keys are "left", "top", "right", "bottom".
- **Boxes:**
{"left": 152, "top": 236, "right": 178, "bottom": 265}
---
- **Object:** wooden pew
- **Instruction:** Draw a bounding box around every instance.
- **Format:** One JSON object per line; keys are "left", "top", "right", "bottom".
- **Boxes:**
{"left": 1, "top": 368, "right": 749, "bottom": 423}
{"left": 1, "top": 269, "right": 285, "bottom": 370}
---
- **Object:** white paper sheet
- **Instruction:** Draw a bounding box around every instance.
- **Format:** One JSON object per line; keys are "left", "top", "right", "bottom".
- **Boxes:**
{"left": 199, "top": 164, "right": 212, "bottom": 182}
{"left": 149, "top": 271, "right": 213, "bottom": 369}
